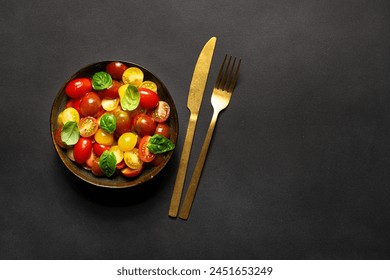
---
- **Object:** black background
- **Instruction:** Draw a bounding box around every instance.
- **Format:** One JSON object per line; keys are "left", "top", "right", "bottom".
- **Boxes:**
{"left": 1, "top": 0, "right": 390, "bottom": 259}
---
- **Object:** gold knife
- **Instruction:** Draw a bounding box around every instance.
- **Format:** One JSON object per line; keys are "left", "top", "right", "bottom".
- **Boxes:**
{"left": 168, "top": 37, "right": 217, "bottom": 218}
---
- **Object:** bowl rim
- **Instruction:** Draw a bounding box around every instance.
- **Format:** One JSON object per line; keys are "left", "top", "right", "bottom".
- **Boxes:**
{"left": 50, "top": 60, "right": 178, "bottom": 188}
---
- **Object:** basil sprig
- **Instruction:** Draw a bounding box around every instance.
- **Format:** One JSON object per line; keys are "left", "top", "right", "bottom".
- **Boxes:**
{"left": 121, "top": 84, "right": 140, "bottom": 111}
{"left": 99, "top": 150, "right": 117, "bottom": 177}
{"left": 92, "top": 71, "right": 112, "bottom": 90}
{"left": 99, "top": 113, "right": 116, "bottom": 134}
{"left": 147, "top": 134, "right": 175, "bottom": 154}
{"left": 60, "top": 121, "right": 80, "bottom": 145}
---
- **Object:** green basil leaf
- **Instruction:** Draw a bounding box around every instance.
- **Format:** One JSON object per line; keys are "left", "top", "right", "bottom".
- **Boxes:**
{"left": 60, "top": 121, "right": 80, "bottom": 146}
{"left": 92, "top": 71, "right": 112, "bottom": 90}
{"left": 120, "top": 84, "right": 140, "bottom": 111}
{"left": 147, "top": 134, "right": 175, "bottom": 154}
{"left": 99, "top": 150, "right": 117, "bottom": 177}
{"left": 99, "top": 113, "right": 116, "bottom": 134}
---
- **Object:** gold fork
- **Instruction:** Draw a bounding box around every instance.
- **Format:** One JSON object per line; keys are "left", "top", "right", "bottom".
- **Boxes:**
{"left": 178, "top": 55, "right": 242, "bottom": 220}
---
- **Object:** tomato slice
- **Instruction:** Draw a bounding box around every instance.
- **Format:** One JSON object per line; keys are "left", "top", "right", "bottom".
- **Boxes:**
{"left": 78, "top": 116, "right": 98, "bottom": 137}
{"left": 124, "top": 148, "right": 143, "bottom": 169}
{"left": 151, "top": 101, "right": 170, "bottom": 123}
{"left": 138, "top": 136, "right": 156, "bottom": 163}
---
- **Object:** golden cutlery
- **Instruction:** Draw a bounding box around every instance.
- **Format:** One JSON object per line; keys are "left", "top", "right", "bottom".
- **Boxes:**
{"left": 168, "top": 37, "right": 217, "bottom": 218}
{"left": 179, "top": 55, "right": 241, "bottom": 220}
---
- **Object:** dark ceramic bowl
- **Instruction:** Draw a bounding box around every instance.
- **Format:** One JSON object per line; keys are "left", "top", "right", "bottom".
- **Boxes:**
{"left": 50, "top": 61, "right": 178, "bottom": 188}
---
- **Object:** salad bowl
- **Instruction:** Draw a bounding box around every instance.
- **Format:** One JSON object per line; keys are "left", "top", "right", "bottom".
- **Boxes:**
{"left": 50, "top": 61, "right": 178, "bottom": 188}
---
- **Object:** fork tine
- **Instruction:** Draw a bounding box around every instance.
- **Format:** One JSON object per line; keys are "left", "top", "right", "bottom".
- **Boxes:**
{"left": 225, "top": 57, "right": 237, "bottom": 91}
{"left": 220, "top": 55, "right": 232, "bottom": 90}
{"left": 228, "top": 58, "right": 241, "bottom": 93}
{"left": 215, "top": 54, "right": 228, "bottom": 89}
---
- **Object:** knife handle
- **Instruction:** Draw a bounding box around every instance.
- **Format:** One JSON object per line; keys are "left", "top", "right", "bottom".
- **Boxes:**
{"left": 168, "top": 113, "right": 198, "bottom": 217}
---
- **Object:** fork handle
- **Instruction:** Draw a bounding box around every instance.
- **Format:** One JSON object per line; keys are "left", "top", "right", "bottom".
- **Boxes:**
{"left": 179, "top": 111, "right": 219, "bottom": 220}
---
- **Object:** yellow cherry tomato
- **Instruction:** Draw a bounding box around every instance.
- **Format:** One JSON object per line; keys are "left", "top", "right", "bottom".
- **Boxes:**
{"left": 61, "top": 107, "right": 80, "bottom": 125}
{"left": 118, "top": 84, "right": 128, "bottom": 99}
{"left": 94, "top": 128, "right": 114, "bottom": 146}
{"left": 124, "top": 148, "right": 143, "bottom": 169}
{"left": 118, "top": 132, "right": 137, "bottom": 152}
{"left": 139, "top": 81, "right": 158, "bottom": 93}
{"left": 57, "top": 112, "right": 64, "bottom": 126}
{"left": 109, "top": 145, "right": 124, "bottom": 164}
{"left": 122, "top": 67, "right": 144, "bottom": 87}
{"left": 101, "top": 98, "right": 120, "bottom": 111}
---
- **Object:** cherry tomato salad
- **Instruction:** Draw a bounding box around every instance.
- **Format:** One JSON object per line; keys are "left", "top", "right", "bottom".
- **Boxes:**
{"left": 54, "top": 62, "right": 175, "bottom": 179}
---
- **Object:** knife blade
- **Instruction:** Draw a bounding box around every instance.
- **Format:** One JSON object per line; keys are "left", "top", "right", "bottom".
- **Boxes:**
{"left": 168, "top": 37, "right": 217, "bottom": 218}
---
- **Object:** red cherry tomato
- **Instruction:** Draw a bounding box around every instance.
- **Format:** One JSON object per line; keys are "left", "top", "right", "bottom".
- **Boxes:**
{"left": 138, "top": 87, "right": 159, "bottom": 109}
{"left": 93, "top": 143, "right": 110, "bottom": 156}
{"left": 79, "top": 92, "right": 102, "bottom": 117}
{"left": 65, "top": 78, "right": 92, "bottom": 99}
{"left": 114, "top": 110, "right": 132, "bottom": 135}
{"left": 138, "top": 136, "right": 156, "bottom": 163}
{"left": 106, "top": 62, "right": 127, "bottom": 80}
{"left": 100, "top": 80, "right": 121, "bottom": 99}
{"left": 78, "top": 116, "right": 98, "bottom": 137}
{"left": 91, "top": 158, "right": 104, "bottom": 176}
{"left": 54, "top": 127, "right": 67, "bottom": 148}
{"left": 133, "top": 114, "right": 156, "bottom": 136}
{"left": 73, "top": 137, "right": 93, "bottom": 164}
{"left": 121, "top": 166, "right": 143, "bottom": 178}
{"left": 154, "top": 123, "right": 170, "bottom": 138}
{"left": 151, "top": 101, "right": 170, "bottom": 123}
{"left": 116, "top": 160, "right": 126, "bottom": 170}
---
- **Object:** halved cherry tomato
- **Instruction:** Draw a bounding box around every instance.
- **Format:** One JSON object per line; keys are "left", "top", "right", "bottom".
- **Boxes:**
{"left": 100, "top": 80, "right": 121, "bottom": 99}
{"left": 66, "top": 98, "right": 82, "bottom": 114}
{"left": 124, "top": 148, "right": 143, "bottom": 169}
{"left": 138, "top": 87, "right": 159, "bottom": 109}
{"left": 139, "top": 81, "right": 158, "bottom": 93}
{"left": 138, "top": 136, "right": 156, "bottom": 163}
{"left": 65, "top": 78, "right": 92, "bottom": 99}
{"left": 60, "top": 107, "right": 80, "bottom": 125}
{"left": 106, "top": 62, "right": 127, "bottom": 80}
{"left": 54, "top": 127, "right": 67, "bottom": 148}
{"left": 114, "top": 110, "right": 132, "bottom": 135}
{"left": 116, "top": 160, "right": 126, "bottom": 170}
{"left": 94, "top": 128, "right": 114, "bottom": 146}
{"left": 118, "top": 132, "right": 137, "bottom": 152}
{"left": 73, "top": 137, "right": 93, "bottom": 164}
{"left": 122, "top": 67, "right": 144, "bottom": 86}
{"left": 101, "top": 97, "right": 119, "bottom": 111}
{"left": 151, "top": 101, "right": 170, "bottom": 123}
{"left": 133, "top": 114, "right": 156, "bottom": 136}
{"left": 78, "top": 116, "right": 98, "bottom": 137}
{"left": 155, "top": 123, "right": 170, "bottom": 138}
{"left": 79, "top": 92, "right": 102, "bottom": 117}
{"left": 121, "top": 166, "right": 143, "bottom": 178}
{"left": 93, "top": 143, "right": 110, "bottom": 156}
{"left": 91, "top": 158, "right": 104, "bottom": 176}
{"left": 109, "top": 145, "right": 124, "bottom": 164}
{"left": 85, "top": 150, "right": 97, "bottom": 168}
